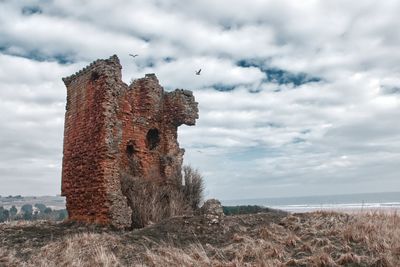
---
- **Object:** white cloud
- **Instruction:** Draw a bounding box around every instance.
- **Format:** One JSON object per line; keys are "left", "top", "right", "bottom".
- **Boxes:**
{"left": 1, "top": 0, "right": 400, "bottom": 199}
{"left": 143, "top": 57, "right": 265, "bottom": 90}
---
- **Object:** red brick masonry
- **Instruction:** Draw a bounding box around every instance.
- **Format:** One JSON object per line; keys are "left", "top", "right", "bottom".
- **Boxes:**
{"left": 61, "top": 55, "right": 198, "bottom": 228}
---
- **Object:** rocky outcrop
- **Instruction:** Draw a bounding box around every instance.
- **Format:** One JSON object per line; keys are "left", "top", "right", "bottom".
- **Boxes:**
{"left": 201, "top": 199, "right": 224, "bottom": 225}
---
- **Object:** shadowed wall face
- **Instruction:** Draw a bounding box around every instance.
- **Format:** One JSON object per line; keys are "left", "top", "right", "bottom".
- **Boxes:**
{"left": 61, "top": 56, "right": 198, "bottom": 228}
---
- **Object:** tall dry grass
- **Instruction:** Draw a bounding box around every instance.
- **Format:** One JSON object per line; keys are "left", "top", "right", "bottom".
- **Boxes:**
{"left": 120, "top": 165, "right": 204, "bottom": 228}
{"left": 342, "top": 211, "right": 400, "bottom": 265}
{"left": 1, "top": 211, "right": 399, "bottom": 266}
{"left": 278, "top": 211, "right": 400, "bottom": 266}
{"left": 31, "top": 233, "right": 121, "bottom": 267}
{"left": 0, "top": 247, "right": 20, "bottom": 267}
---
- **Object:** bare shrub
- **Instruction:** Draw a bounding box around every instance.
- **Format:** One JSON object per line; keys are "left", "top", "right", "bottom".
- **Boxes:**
{"left": 182, "top": 165, "right": 204, "bottom": 210}
{"left": 120, "top": 165, "right": 203, "bottom": 228}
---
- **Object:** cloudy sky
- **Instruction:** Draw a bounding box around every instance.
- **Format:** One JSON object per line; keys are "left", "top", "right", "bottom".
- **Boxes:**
{"left": 1, "top": 0, "right": 400, "bottom": 200}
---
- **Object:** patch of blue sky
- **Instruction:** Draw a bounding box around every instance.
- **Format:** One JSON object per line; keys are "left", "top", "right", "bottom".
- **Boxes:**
{"left": 21, "top": 6, "right": 42, "bottom": 16}
{"left": 212, "top": 83, "right": 236, "bottom": 92}
{"left": 291, "top": 137, "right": 307, "bottom": 144}
{"left": 236, "top": 59, "right": 321, "bottom": 87}
{"left": 0, "top": 46, "right": 74, "bottom": 64}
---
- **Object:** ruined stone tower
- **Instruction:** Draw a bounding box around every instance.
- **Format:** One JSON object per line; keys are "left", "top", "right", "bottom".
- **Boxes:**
{"left": 61, "top": 55, "right": 198, "bottom": 228}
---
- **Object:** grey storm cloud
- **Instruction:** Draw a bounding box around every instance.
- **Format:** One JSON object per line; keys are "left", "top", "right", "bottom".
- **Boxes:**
{"left": 0, "top": 0, "right": 399, "bottom": 199}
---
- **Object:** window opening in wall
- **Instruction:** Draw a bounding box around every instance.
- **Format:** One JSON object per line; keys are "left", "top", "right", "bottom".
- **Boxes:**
{"left": 126, "top": 141, "right": 135, "bottom": 157}
{"left": 146, "top": 129, "right": 160, "bottom": 150}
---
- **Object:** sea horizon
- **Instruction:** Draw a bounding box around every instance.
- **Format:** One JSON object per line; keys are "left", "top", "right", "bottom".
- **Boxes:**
{"left": 221, "top": 191, "right": 400, "bottom": 213}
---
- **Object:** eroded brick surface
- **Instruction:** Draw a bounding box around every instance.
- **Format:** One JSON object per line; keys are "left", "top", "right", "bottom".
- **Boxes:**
{"left": 61, "top": 55, "right": 198, "bottom": 228}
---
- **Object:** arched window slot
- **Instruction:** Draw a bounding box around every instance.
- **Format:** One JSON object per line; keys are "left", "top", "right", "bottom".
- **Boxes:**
{"left": 126, "top": 141, "right": 135, "bottom": 157}
{"left": 146, "top": 129, "right": 160, "bottom": 150}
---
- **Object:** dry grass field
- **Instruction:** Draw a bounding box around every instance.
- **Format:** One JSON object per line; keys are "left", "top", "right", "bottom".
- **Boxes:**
{"left": 1, "top": 211, "right": 399, "bottom": 266}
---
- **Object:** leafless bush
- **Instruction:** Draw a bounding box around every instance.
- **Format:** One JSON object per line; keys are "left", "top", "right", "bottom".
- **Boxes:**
{"left": 120, "top": 165, "right": 204, "bottom": 228}
{"left": 182, "top": 165, "right": 204, "bottom": 210}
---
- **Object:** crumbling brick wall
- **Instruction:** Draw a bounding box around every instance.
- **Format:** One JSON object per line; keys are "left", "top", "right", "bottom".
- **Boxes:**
{"left": 61, "top": 55, "right": 198, "bottom": 228}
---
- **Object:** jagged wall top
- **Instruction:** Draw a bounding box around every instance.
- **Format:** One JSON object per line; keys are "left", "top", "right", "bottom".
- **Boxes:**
{"left": 62, "top": 55, "right": 121, "bottom": 86}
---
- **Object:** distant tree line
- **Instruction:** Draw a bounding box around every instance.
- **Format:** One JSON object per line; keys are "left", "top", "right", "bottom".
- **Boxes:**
{"left": 222, "top": 205, "right": 286, "bottom": 215}
{"left": 0, "top": 195, "right": 23, "bottom": 199}
{"left": 0, "top": 203, "right": 68, "bottom": 223}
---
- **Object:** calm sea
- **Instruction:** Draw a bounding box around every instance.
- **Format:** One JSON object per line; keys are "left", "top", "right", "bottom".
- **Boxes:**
{"left": 221, "top": 192, "right": 400, "bottom": 212}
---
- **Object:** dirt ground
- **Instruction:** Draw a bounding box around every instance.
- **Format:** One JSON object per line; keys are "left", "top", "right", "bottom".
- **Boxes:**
{"left": 1, "top": 210, "right": 399, "bottom": 266}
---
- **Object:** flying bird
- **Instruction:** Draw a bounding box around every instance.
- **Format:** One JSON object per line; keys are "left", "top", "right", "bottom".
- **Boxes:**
{"left": 129, "top": 54, "right": 138, "bottom": 58}
{"left": 195, "top": 69, "right": 201, "bottom": 75}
